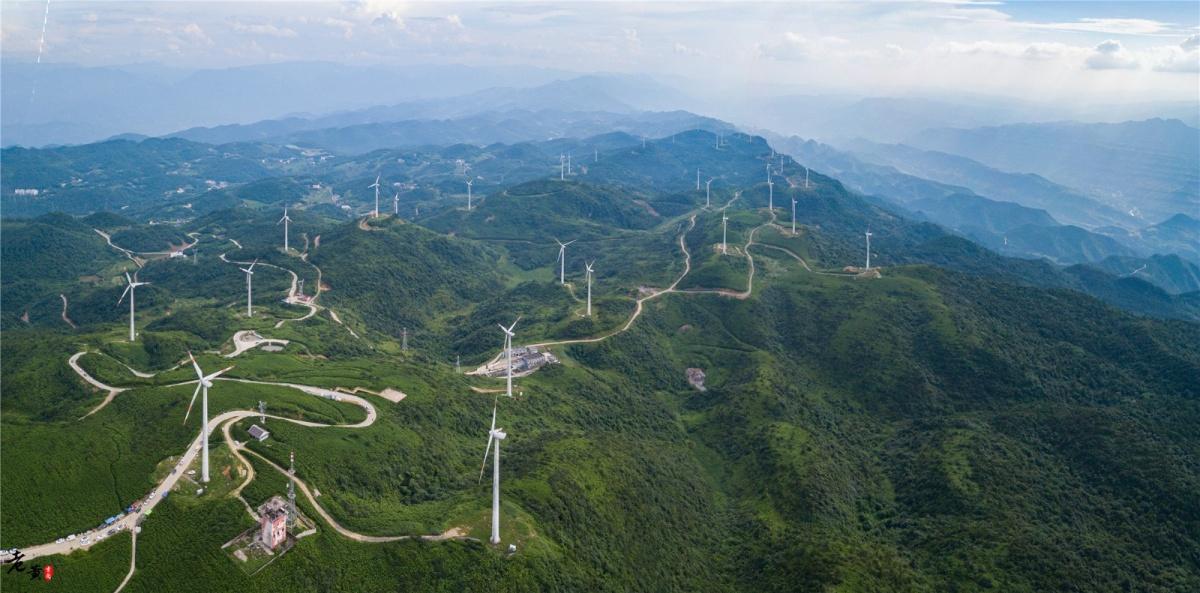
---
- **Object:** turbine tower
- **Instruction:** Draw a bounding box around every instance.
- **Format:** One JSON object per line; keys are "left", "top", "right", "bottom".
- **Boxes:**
{"left": 184, "top": 352, "right": 232, "bottom": 483}
{"left": 277, "top": 207, "right": 292, "bottom": 251}
{"left": 696, "top": 169, "right": 701, "bottom": 191}
{"left": 722, "top": 212, "right": 729, "bottom": 255}
{"left": 478, "top": 400, "right": 507, "bottom": 545}
{"left": 804, "top": 166, "right": 810, "bottom": 189}
{"left": 499, "top": 318, "right": 520, "bottom": 398}
{"left": 766, "top": 163, "right": 772, "bottom": 184}
{"left": 466, "top": 180, "right": 474, "bottom": 211}
{"left": 768, "top": 180, "right": 774, "bottom": 211}
{"left": 240, "top": 259, "right": 258, "bottom": 317}
{"left": 705, "top": 178, "right": 713, "bottom": 207}
{"left": 585, "top": 260, "right": 595, "bottom": 317}
{"left": 560, "top": 154, "right": 565, "bottom": 181}
{"left": 865, "top": 228, "right": 873, "bottom": 270}
{"left": 287, "top": 450, "right": 298, "bottom": 527}
{"left": 393, "top": 192, "right": 400, "bottom": 215}
{"left": 369, "top": 174, "right": 382, "bottom": 218}
{"left": 117, "top": 272, "right": 149, "bottom": 342}
{"left": 567, "top": 152, "right": 572, "bottom": 175}
{"left": 555, "top": 239, "right": 576, "bottom": 285}
{"left": 791, "top": 197, "right": 798, "bottom": 234}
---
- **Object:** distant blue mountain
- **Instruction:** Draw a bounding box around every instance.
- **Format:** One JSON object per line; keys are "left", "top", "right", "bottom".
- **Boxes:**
{"left": 906, "top": 119, "right": 1200, "bottom": 222}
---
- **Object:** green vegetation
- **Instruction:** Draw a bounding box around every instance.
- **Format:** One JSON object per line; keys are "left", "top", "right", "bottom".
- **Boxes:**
{"left": 2, "top": 129, "right": 1197, "bottom": 592}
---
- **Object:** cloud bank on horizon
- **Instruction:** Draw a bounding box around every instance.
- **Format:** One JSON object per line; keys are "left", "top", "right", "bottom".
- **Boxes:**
{"left": 1, "top": 0, "right": 1197, "bottom": 102}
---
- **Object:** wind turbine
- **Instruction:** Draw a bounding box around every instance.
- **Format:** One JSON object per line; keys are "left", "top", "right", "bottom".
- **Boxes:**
{"left": 804, "top": 166, "right": 810, "bottom": 189}
{"left": 277, "top": 207, "right": 292, "bottom": 251}
{"left": 499, "top": 318, "right": 520, "bottom": 398}
{"left": 696, "top": 169, "right": 701, "bottom": 191}
{"left": 567, "top": 152, "right": 572, "bottom": 175}
{"left": 240, "top": 258, "right": 258, "bottom": 317}
{"left": 768, "top": 180, "right": 774, "bottom": 210}
{"left": 117, "top": 272, "right": 149, "bottom": 342}
{"left": 393, "top": 192, "right": 400, "bottom": 215}
{"left": 791, "top": 197, "right": 798, "bottom": 234}
{"left": 369, "top": 174, "right": 381, "bottom": 218}
{"left": 478, "top": 398, "right": 508, "bottom": 545}
{"left": 466, "top": 180, "right": 474, "bottom": 211}
{"left": 585, "top": 261, "right": 595, "bottom": 317}
{"left": 722, "top": 212, "right": 729, "bottom": 255}
{"left": 705, "top": 178, "right": 713, "bottom": 207}
{"left": 559, "top": 154, "right": 565, "bottom": 181}
{"left": 766, "top": 163, "right": 772, "bottom": 184}
{"left": 183, "top": 352, "right": 233, "bottom": 483}
{"left": 555, "top": 239, "right": 576, "bottom": 285}
{"left": 865, "top": 228, "right": 873, "bottom": 270}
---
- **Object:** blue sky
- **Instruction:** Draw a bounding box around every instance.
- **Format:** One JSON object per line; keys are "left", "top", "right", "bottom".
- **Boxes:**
{"left": 2, "top": 1, "right": 1197, "bottom": 102}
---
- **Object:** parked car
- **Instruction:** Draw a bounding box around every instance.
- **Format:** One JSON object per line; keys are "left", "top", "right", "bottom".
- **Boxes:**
{"left": 66, "top": 534, "right": 76, "bottom": 541}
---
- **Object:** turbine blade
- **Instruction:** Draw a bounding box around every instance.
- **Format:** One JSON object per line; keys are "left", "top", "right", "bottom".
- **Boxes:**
{"left": 478, "top": 432, "right": 495, "bottom": 482}
{"left": 204, "top": 366, "right": 235, "bottom": 382}
{"left": 118, "top": 284, "right": 131, "bottom": 305}
{"left": 183, "top": 382, "right": 201, "bottom": 424}
{"left": 188, "top": 351, "right": 204, "bottom": 380}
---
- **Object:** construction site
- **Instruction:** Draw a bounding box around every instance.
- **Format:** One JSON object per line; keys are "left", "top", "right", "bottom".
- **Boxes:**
{"left": 472, "top": 345, "right": 560, "bottom": 378}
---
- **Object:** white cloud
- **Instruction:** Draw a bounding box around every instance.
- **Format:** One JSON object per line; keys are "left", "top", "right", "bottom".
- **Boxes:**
{"left": 939, "top": 40, "right": 1081, "bottom": 61}
{"left": 1085, "top": 39, "right": 1138, "bottom": 70}
{"left": 1152, "top": 34, "right": 1200, "bottom": 72}
{"left": 673, "top": 42, "right": 706, "bottom": 57}
{"left": 232, "top": 22, "right": 298, "bottom": 38}
{"left": 373, "top": 12, "right": 405, "bottom": 29}
{"left": 755, "top": 32, "right": 850, "bottom": 62}
{"left": 623, "top": 28, "right": 641, "bottom": 53}
{"left": 180, "top": 23, "right": 213, "bottom": 46}
{"left": 1029, "top": 17, "right": 1171, "bottom": 36}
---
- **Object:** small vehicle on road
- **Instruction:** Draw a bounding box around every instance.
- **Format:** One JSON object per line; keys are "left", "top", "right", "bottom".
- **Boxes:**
{"left": 56, "top": 538, "right": 64, "bottom": 544}
{"left": 67, "top": 534, "right": 76, "bottom": 541}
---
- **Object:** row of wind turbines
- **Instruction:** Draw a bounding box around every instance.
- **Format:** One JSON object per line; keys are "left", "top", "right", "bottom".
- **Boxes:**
{"left": 119, "top": 205, "right": 298, "bottom": 342}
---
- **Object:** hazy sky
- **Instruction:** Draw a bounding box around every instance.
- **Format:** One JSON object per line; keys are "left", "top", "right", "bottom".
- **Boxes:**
{"left": 2, "top": 1, "right": 1198, "bottom": 102}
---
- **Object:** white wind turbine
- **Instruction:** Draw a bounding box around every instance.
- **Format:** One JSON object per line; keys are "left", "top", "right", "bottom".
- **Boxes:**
{"left": 241, "top": 258, "right": 258, "bottom": 317}
{"left": 277, "top": 207, "right": 292, "bottom": 251}
{"left": 585, "top": 260, "right": 595, "bottom": 317}
{"left": 117, "top": 272, "right": 149, "bottom": 342}
{"left": 555, "top": 239, "right": 576, "bottom": 285}
{"left": 183, "top": 351, "right": 233, "bottom": 484}
{"left": 766, "top": 163, "right": 772, "bottom": 184}
{"left": 369, "top": 174, "right": 382, "bottom": 218}
{"left": 478, "top": 398, "right": 508, "bottom": 545}
{"left": 567, "top": 152, "right": 572, "bottom": 175}
{"left": 791, "top": 197, "right": 798, "bottom": 235}
{"left": 706, "top": 178, "right": 714, "bottom": 207}
{"left": 559, "top": 154, "right": 566, "bottom": 181}
{"left": 499, "top": 317, "right": 520, "bottom": 398}
{"left": 466, "top": 180, "right": 473, "bottom": 211}
{"left": 768, "top": 180, "right": 774, "bottom": 210}
{"left": 393, "top": 192, "right": 400, "bottom": 215}
{"left": 865, "top": 228, "right": 873, "bottom": 270}
{"left": 804, "top": 166, "right": 810, "bottom": 189}
{"left": 721, "top": 212, "right": 729, "bottom": 255}
{"left": 696, "top": 168, "right": 701, "bottom": 191}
